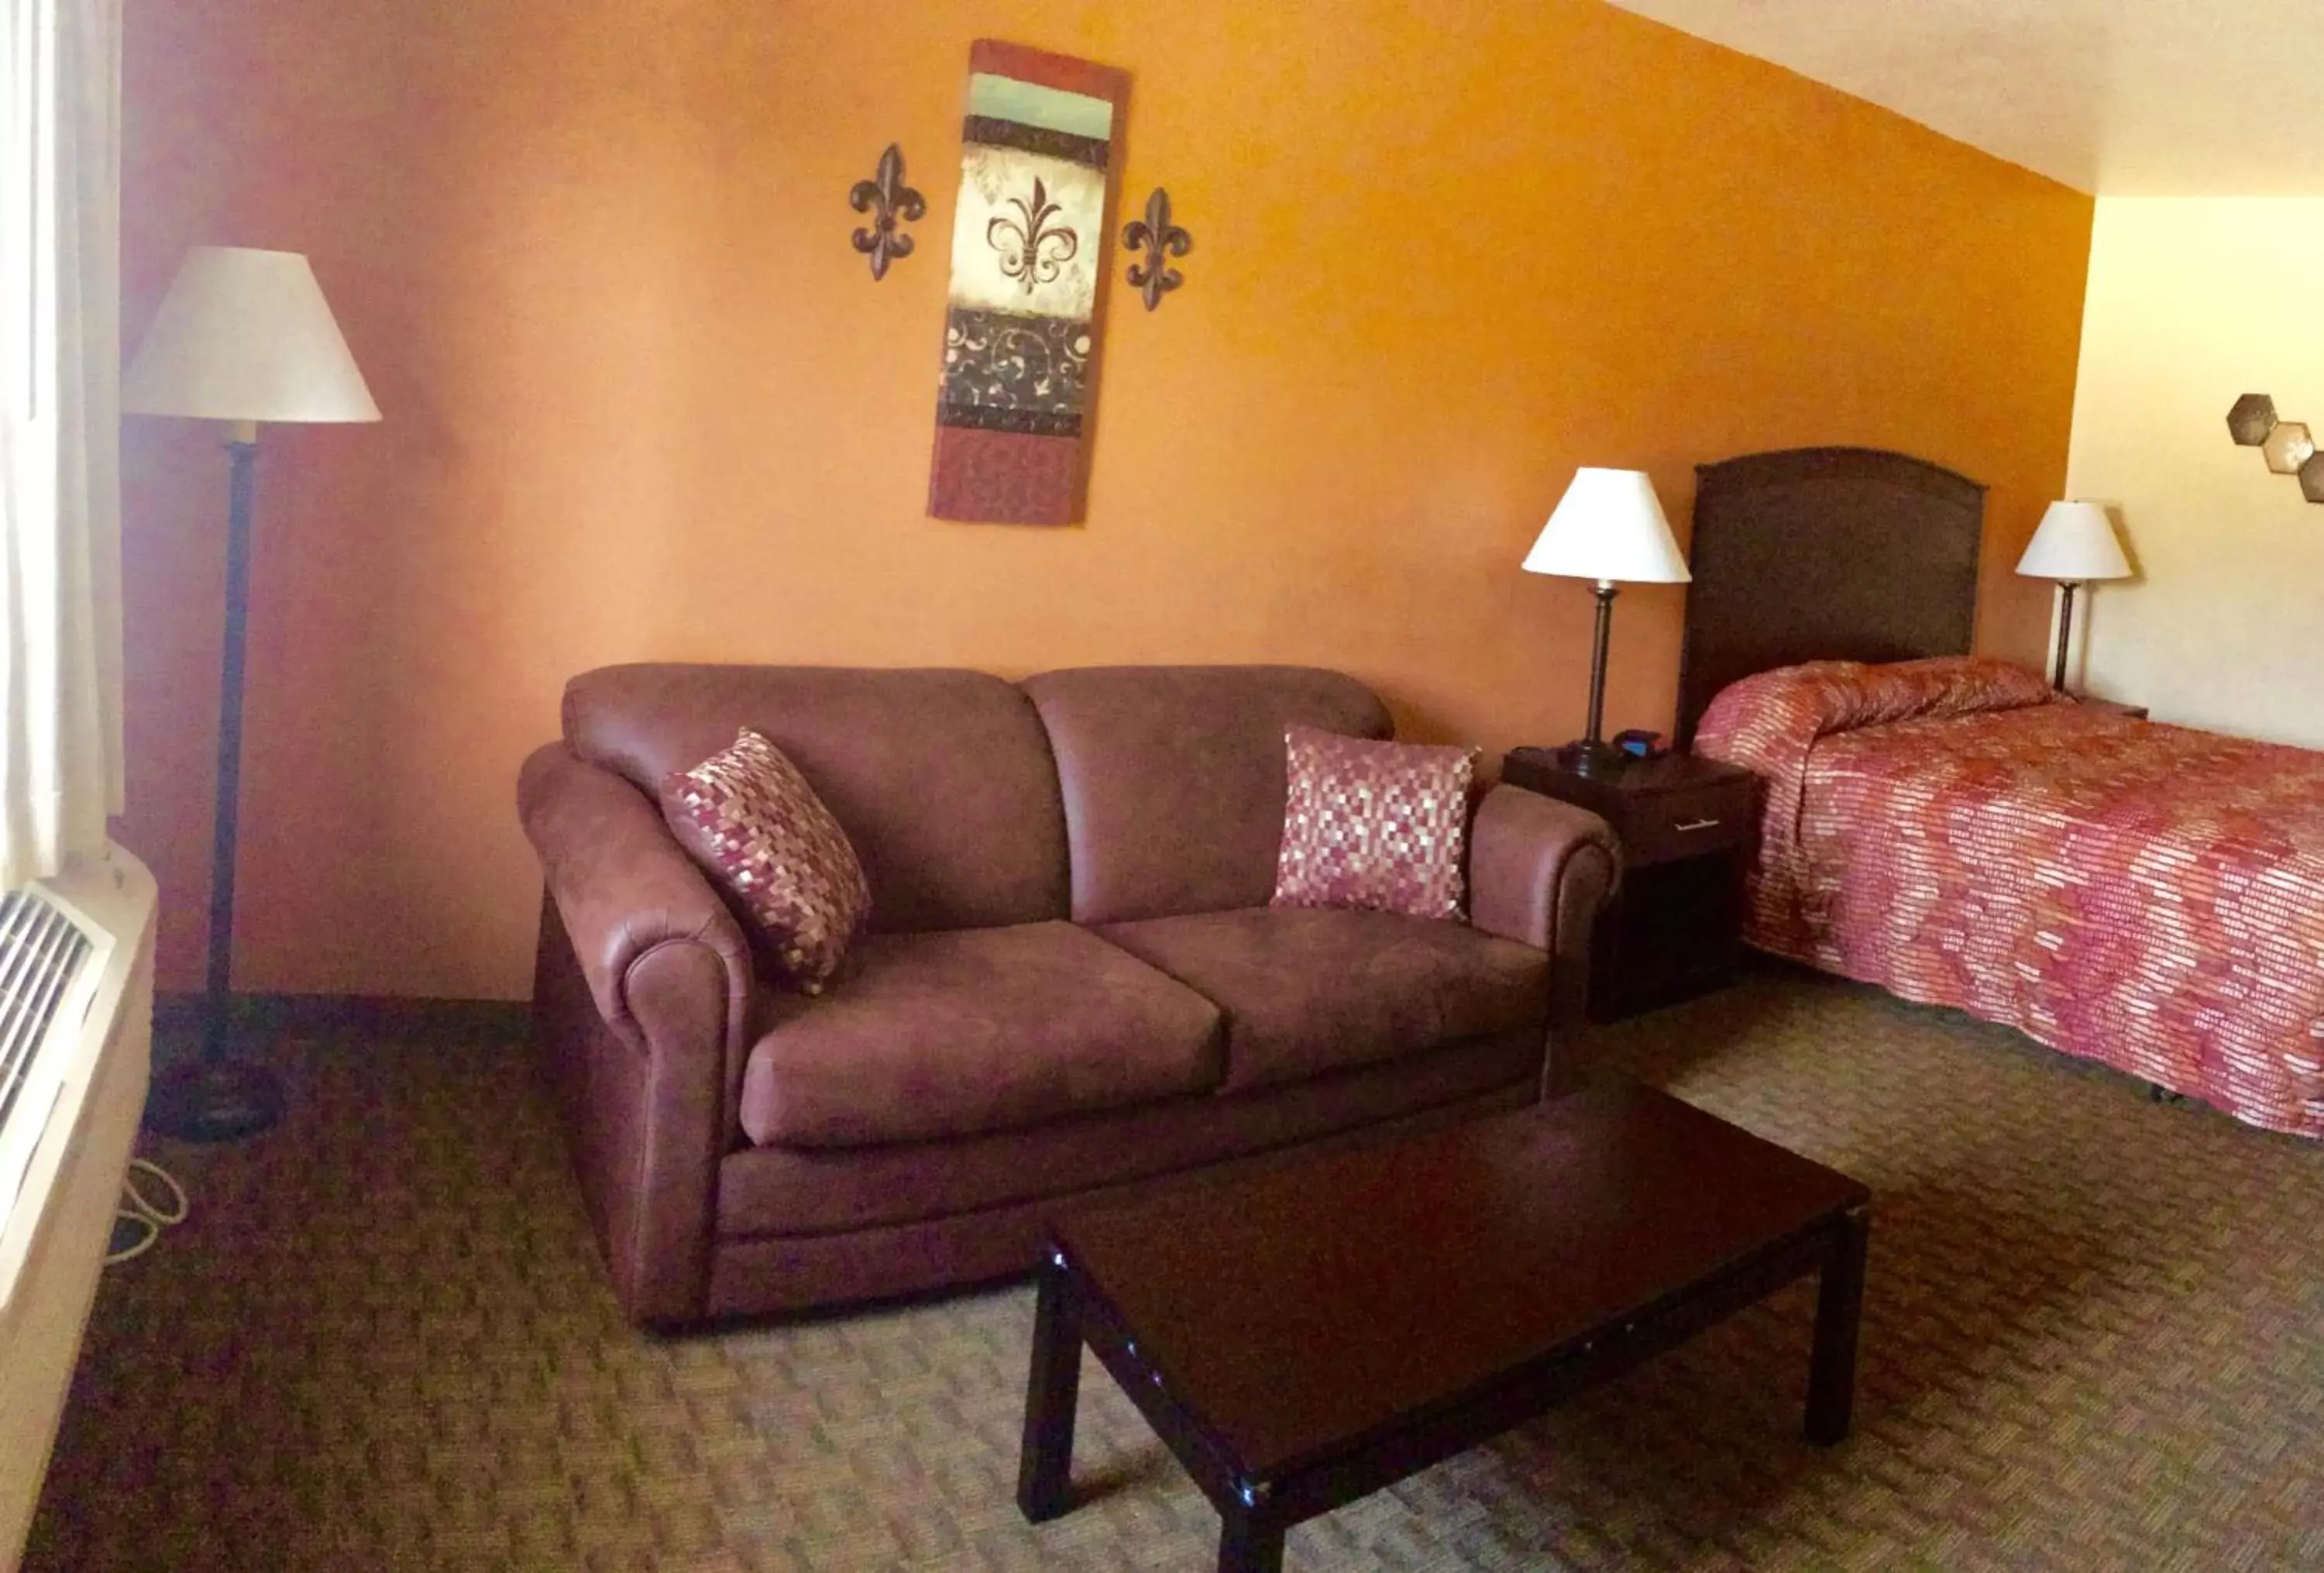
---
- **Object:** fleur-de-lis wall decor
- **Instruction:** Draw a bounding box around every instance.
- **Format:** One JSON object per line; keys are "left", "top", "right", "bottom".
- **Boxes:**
{"left": 1122, "top": 188, "right": 1192, "bottom": 312}
{"left": 987, "top": 177, "right": 1081, "bottom": 294}
{"left": 848, "top": 143, "right": 925, "bottom": 282}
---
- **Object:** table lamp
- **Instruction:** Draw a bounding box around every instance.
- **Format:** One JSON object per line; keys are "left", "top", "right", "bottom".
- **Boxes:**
{"left": 123, "top": 246, "right": 380, "bottom": 1142}
{"left": 2016, "top": 501, "right": 2130, "bottom": 692}
{"left": 1522, "top": 468, "right": 1690, "bottom": 775}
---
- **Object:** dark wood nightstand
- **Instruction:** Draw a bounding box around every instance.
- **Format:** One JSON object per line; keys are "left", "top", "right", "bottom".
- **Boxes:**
{"left": 1501, "top": 749, "right": 1759, "bottom": 1022}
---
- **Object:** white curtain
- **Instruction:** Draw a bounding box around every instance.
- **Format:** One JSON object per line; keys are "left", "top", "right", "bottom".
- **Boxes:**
{"left": 0, "top": 0, "right": 125, "bottom": 890}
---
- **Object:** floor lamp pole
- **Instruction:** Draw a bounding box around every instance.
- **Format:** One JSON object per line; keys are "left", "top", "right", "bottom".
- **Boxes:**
{"left": 145, "top": 423, "right": 286, "bottom": 1143}
{"left": 2049, "top": 580, "right": 2081, "bottom": 692}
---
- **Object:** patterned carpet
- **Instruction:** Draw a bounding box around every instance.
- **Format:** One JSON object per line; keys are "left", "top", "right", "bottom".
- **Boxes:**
{"left": 26, "top": 970, "right": 2324, "bottom": 1571}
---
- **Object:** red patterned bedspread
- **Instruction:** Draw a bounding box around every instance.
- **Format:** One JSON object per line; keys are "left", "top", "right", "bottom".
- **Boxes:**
{"left": 1697, "top": 656, "right": 2324, "bottom": 1138}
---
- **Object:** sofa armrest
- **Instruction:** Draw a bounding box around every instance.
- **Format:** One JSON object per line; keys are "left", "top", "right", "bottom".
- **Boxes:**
{"left": 1469, "top": 784, "right": 1621, "bottom": 1089}
{"left": 519, "top": 743, "right": 757, "bottom": 1324}
{"left": 517, "top": 744, "right": 756, "bottom": 1081}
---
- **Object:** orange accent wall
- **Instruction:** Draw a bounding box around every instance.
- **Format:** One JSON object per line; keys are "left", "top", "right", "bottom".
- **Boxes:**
{"left": 119, "top": 0, "right": 2093, "bottom": 1000}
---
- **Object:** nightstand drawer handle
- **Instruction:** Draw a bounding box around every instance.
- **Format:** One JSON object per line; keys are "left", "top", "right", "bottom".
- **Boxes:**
{"left": 1673, "top": 817, "right": 1723, "bottom": 833}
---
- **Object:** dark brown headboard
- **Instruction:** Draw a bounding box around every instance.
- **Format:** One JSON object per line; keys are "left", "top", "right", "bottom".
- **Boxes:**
{"left": 1675, "top": 447, "right": 1986, "bottom": 745}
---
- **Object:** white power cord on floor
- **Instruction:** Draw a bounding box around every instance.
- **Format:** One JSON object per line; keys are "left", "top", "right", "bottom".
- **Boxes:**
{"left": 104, "top": 1157, "right": 188, "bottom": 1265}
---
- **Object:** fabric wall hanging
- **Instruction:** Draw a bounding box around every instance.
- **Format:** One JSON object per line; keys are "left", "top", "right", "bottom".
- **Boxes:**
{"left": 927, "top": 40, "right": 1129, "bottom": 526}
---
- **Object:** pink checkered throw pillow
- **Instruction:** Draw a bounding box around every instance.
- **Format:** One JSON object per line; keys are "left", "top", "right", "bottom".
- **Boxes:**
{"left": 1270, "top": 725, "right": 1475, "bottom": 922}
{"left": 661, "top": 728, "right": 871, "bottom": 993}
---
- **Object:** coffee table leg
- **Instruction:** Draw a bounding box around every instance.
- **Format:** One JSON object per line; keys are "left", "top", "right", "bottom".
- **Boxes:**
{"left": 1806, "top": 1205, "right": 1870, "bottom": 1445}
{"left": 1017, "top": 1248, "right": 1083, "bottom": 1521}
{"left": 1218, "top": 1510, "right": 1284, "bottom": 1573}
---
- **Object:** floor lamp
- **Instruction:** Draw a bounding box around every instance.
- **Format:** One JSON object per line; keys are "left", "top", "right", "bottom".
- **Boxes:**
{"left": 2016, "top": 501, "right": 2131, "bottom": 692}
{"left": 124, "top": 247, "right": 380, "bottom": 1142}
{"left": 1521, "top": 468, "right": 1692, "bottom": 775}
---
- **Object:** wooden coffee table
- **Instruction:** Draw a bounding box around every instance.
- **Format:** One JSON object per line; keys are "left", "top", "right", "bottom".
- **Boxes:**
{"left": 1016, "top": 1081, "right": 1871, "bottom": 1571}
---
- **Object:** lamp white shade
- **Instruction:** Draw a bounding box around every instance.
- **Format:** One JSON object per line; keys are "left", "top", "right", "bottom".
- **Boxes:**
{"left": 123, "top": 247, "right": 380, "bottom": 424}
{"left": 2016, "top": 501, "right": 2130, "bottom": 582}
{"left": 1521, "top": 467, "right": 1690, "bottom": 585}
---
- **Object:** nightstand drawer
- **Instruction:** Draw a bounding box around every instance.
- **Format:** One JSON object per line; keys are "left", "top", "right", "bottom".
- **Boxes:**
{"left": 1620, "top": 782, "right": 1754, "bottom": 866}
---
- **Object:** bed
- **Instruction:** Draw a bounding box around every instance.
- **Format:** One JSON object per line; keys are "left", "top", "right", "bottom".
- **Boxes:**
{"left": 1679, "top": 447, "right": 2324, "bottom": 1140}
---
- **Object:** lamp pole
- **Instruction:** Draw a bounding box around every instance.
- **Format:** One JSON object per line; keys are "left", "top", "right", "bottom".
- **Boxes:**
{"left": 1552, "top": 579, "right": 1624, "bottom": 776}
{"left": 1582, "top": 580, "right": 1616, "bottom": 747}
{"left": 2050, "top": 580, "right": 2081, "bottom": 692}
{"left": 146, "top": 421, "right": 284, "bottom": 1142}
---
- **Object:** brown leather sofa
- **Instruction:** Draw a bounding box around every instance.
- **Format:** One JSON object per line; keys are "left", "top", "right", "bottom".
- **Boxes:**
{"left": 519, "top": 663, "right": 1619, "bottom": 1327}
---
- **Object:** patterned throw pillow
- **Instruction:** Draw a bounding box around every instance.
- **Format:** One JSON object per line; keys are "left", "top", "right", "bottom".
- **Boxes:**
{"left": 1271, "top": 725, "right": 1476, "bottom": 922}
{"left": 661, "top": 729, "right": 871, "bottom": 993}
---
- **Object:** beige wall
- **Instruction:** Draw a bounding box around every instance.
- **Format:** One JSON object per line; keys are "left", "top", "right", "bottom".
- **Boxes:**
{"left": 2064, "top": 198, "right": 2324, "bottom": 744}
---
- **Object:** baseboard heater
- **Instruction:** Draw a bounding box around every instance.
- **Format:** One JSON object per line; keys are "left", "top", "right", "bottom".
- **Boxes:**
{"left": 0, "top": 845, "right": 157, "bottom": 1571}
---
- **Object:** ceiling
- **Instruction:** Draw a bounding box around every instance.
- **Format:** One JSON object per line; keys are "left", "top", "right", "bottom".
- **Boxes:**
{"left": 1600, "top": 0, "right": 2324, "bottom": 195}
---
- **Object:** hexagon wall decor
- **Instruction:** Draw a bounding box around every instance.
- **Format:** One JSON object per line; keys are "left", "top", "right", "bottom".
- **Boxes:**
{"left": 2225, "top": 394, "right": 2324, "bottom": 504}
{"left": 2262, "top": 421, "right": 2315, "bottom": 474}
{"left": 2228, "top": 392, "right": 2278, "bottom": 445}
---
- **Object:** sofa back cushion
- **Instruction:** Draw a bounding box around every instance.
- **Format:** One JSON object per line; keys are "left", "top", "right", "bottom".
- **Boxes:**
{"left": 1021, "top": 666, "right": 1393, "bottom": 925}
{"left": 565, "top": 665, "right": 1069, "bottom": 934}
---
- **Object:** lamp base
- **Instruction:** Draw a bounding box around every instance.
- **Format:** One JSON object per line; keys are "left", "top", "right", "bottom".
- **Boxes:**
{"left": 1552, "top": 738, "right": 1629, "bottom": 777}
{"left": 143, "top": 1056, "right": 284, "bottom": 1144}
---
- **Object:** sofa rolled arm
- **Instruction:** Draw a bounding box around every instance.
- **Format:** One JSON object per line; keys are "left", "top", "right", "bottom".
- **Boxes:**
{"left": 1469, "top": 784, "right": 1621, "bottom": 1087}
{"left": 521, "top": 743, "right": 761, "bottom": 1323}
{"left": 517, "top": 744, "right": 755, "bottom": 1096}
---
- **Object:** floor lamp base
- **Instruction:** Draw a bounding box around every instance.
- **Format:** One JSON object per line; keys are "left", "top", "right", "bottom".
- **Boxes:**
{"left": 144, "top": 1056, "right": 284, "bottom": 1144}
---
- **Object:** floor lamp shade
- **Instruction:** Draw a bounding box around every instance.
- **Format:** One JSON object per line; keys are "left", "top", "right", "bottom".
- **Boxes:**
{"left": 124, "top": 247, "right": 379, "bottom": 423}
{"left": 2015, "top": 501, "right": 2130, "bottom": 583}
{"left": 2016, "top": 501, "right": 2132, "bottom": 692}
{"left": 1522, "top": 468, "right": 1689, "bottom": 774}
{"left": 124, "top": 248, "right": 377, "bottom": 1142}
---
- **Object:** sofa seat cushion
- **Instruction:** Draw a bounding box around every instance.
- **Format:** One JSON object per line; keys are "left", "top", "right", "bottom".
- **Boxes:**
{"left": 740, "top": 921, "right": 1224, "bottom": 1149}
{"left": 717, "top": 1031, "right": 1542, "bottom": 1241}
{"left": 1096, "top": 907, "right": 1548, "bottom": 1093}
